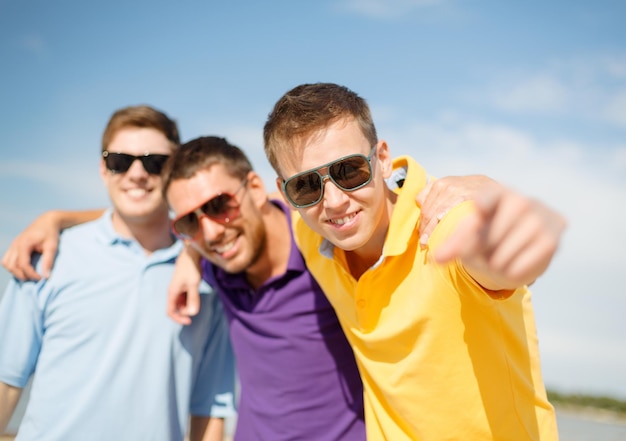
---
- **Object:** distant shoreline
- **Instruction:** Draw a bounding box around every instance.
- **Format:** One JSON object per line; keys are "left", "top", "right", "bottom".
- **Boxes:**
{"left": 548, "top": 389, "right": 626, "bottom": 423}
{"left": 555, "top": 404, "right": 626, "bottom": 426}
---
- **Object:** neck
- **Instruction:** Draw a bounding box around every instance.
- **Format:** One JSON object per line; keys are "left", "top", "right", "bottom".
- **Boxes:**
{"left": 345, "top": 236, "right": 385, "bottom": 280}
{"left": 346, "top": 188, "right": 397, "bottom": 279}
{"left": 245, "top": 201, "right": 291, "bottom": 290}
{"left": 110, "top": 207, "right": 174, "bottom": 254}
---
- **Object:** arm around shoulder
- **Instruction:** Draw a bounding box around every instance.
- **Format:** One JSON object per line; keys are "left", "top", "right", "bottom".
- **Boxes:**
{"left": 2, "top": 208, "right": 105, "bottom": 281}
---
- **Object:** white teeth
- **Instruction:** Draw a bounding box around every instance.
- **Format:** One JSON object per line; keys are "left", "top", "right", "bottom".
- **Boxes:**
{"left": 331, "top": 215, "right": 354, "bottom": 225}
{"left": 213, "top": 239, "right": 236, "bottom": 254}
{"left": 127, "top": 188, "right": 147, "bottom": 198}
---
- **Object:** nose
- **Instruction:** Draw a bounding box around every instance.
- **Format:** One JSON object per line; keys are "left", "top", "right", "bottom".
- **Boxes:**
{"left": 321, "top": 176, "right": 349, "bottom": 209}
{"left": 126, "top": 157, "right": 149, "bottom": 178}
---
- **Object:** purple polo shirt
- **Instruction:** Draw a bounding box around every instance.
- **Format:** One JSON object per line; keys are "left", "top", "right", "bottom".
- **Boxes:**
{"left": 201, "top": 200, "right": 364, "bottom": 441}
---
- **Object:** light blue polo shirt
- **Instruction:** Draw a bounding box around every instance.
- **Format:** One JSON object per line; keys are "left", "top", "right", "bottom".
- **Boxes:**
{"left": 0, "top": 210, "right": 236, "bottom": 441}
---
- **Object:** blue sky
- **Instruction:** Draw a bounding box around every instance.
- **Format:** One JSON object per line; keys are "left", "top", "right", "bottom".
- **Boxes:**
{"left": 1, "top": 0, "right": 625, "bottom": 399}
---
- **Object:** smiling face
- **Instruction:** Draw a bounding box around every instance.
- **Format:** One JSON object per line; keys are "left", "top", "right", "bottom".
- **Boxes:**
{"left": 276, "top": 118, "right": 394, "bottom": 262}
{"left": 166, "top": 164, "right": 267, "bottom": 275}
{"left": 100, "top": 126, "right": 173, "bottom": 231}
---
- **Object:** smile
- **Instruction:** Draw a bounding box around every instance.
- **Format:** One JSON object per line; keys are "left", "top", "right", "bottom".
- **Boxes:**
{"left": 328, "top": 212, "right": 357, "bottom": 226}
{"left": 212, "top": 237, "right": 237, "bottom": 254}
{"left": 126, "top": 188, "right": 149, "bottom": 197}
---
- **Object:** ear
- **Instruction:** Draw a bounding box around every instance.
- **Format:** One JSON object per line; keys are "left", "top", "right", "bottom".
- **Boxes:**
{"left": 376, "top": 140, "right": 394, "bottom": 179}
{"left": 99, "top": 158, "right": 109, "bottom": 183}
{"left": 246, "top": 171, "right": 269, "bottom": 208}
{"left": 272, "top": 177, "right": 291, "bottom": 207}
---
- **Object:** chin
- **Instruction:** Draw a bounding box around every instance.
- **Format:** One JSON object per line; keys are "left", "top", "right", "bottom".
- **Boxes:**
{"left": 222, "top": 261, "right": 248, "bottom": 275}
{"left": 326, "top": 235, "right": 363, "bottom": 252}
{"left": 206, "top": 253, "right": 246, "bottom": 274}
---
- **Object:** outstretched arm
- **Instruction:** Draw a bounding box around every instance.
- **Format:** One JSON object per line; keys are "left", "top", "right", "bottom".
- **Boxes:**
{"left": 434, "top": 184, "right": 566, "bottom": 291}
{"left": 167, "top": 245, "right": 203, "bottom": 325}
{"left": 2, "top": 209, "right": 104, "bottom": 281}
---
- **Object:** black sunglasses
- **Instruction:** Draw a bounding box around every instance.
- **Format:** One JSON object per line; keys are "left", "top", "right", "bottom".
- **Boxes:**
{"left": 171, "top": 180, "right": 248, "bottom": 240}
{"left": 281, "top": 146, "right": 377, "bottom": 208}
{"left": 102, "top": 151, "right": 170, "bottom": 175}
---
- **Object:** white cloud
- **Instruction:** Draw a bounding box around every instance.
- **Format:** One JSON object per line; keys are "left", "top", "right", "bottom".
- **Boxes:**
{"left": 604, "top": 89, "right": 626, "bottom": 127}
{"left": 539, "top": 325, "right": 626, "bottom": 397}
{"left": 485, "top": 55, "right": 626, "bottom": 128}
{"left": 0, "top": 160, "right": 106, "bottom": 206}
{"left": 491, "top": 74, "right": 568, "bottom": 112}
{"left": 386, "top": 116, "right": 626, "bottom": 261}
{"left": 606, "top": 56, "right": 626, "bottom": 79}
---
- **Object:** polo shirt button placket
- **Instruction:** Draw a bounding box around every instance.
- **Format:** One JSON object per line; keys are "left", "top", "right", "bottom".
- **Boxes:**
{"left": 355, "top": 298, "right": 368, "bottom": 330}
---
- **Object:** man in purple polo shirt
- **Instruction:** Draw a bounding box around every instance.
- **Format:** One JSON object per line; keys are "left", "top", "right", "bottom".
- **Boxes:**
{"left": 162, "top": 136, "right": 365, "bottom": 440}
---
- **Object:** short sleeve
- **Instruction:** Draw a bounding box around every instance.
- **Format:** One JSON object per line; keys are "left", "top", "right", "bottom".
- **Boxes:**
{"left": 0, "top": 277, "right": 46, "bottom": 388}
{"left": 189, "top": 283, "right": 236, "bottom": 418}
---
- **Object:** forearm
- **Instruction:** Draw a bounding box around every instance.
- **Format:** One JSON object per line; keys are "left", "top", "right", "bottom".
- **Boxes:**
{"left": 46, "top": 208, "right": 106, "bottom": 230}
{"left": 0, "top": 382, "right": 22, "bottom": 433}
{"left": 188, "top": 416, "right": 225, "bottom": 441}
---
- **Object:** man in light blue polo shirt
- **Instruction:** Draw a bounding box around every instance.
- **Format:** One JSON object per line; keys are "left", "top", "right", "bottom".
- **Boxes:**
{"left": 0, "top": 105, "right": 235, "bottom": 441}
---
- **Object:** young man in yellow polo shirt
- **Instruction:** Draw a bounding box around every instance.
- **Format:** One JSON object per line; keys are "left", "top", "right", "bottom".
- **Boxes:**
{"left": 262, "top": 82, "right": 566, "bottom": 440}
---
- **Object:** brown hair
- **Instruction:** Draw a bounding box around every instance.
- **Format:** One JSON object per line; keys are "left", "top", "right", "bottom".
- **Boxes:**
{"left": 161, "top": 136, "right": 253, "bottom": 199}
{"left": 263, "top": 83, "right": 378, "bottom": 174}
{"left": 101, "top": 105, "right": 180, "bottom": 153}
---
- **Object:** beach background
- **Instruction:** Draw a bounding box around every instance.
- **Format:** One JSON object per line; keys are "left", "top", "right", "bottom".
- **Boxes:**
{"left": 1, "top": 0, "right": 625, "bottom": 439}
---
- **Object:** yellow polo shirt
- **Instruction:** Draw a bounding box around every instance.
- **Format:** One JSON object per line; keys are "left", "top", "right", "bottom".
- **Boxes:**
{"left": 292, "top": 156, "right": 558, "bottom": 440}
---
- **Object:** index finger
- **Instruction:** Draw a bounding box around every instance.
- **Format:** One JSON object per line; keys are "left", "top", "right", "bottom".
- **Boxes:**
{"left": 39, "top": 240, "right": 59, "bottom": 279}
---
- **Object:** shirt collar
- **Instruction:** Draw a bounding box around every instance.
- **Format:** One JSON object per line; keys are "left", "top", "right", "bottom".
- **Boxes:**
{"left": 383, "top": 156, "right": 427, "bottom": 256}
{"left": 94, "top": 208, "right": 182, "bottom": 261}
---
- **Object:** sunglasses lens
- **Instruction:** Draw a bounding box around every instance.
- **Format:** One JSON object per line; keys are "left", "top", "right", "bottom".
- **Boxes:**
{"left": 284, "top": 172, "right": 323, "bottom": 207}
{"left": 284, "top": 154, "right": 372, "bottom": 207}
{"left": 104, "top": 153, "right": 170, "bottom": 175}
{"left": 105, "top": 153, "right": 134, "bottom": 173}
{"left": 203, "top": 194, "right": 238, "bottom": 221}
{"left": 141, "top": 154, "right": 170, "bottom": 175}
{"left": 329, "top": 156, "right": 371, "bottom": 190}
{"left": 171, "top": 193, "right": 241, "bottom": 239}
{"left": 172, "top": 214, "right": 198, "bottom": 239}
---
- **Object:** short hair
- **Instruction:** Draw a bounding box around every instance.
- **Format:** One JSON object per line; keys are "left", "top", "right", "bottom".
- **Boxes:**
{"left": 263, "top": 82, "right": 378, "bottom": 175}
{"left": 161, "top": 136, "right": 253, "bottom": 199}
{"left": 101, "top": 105, "right": 180, "bottom": 153}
